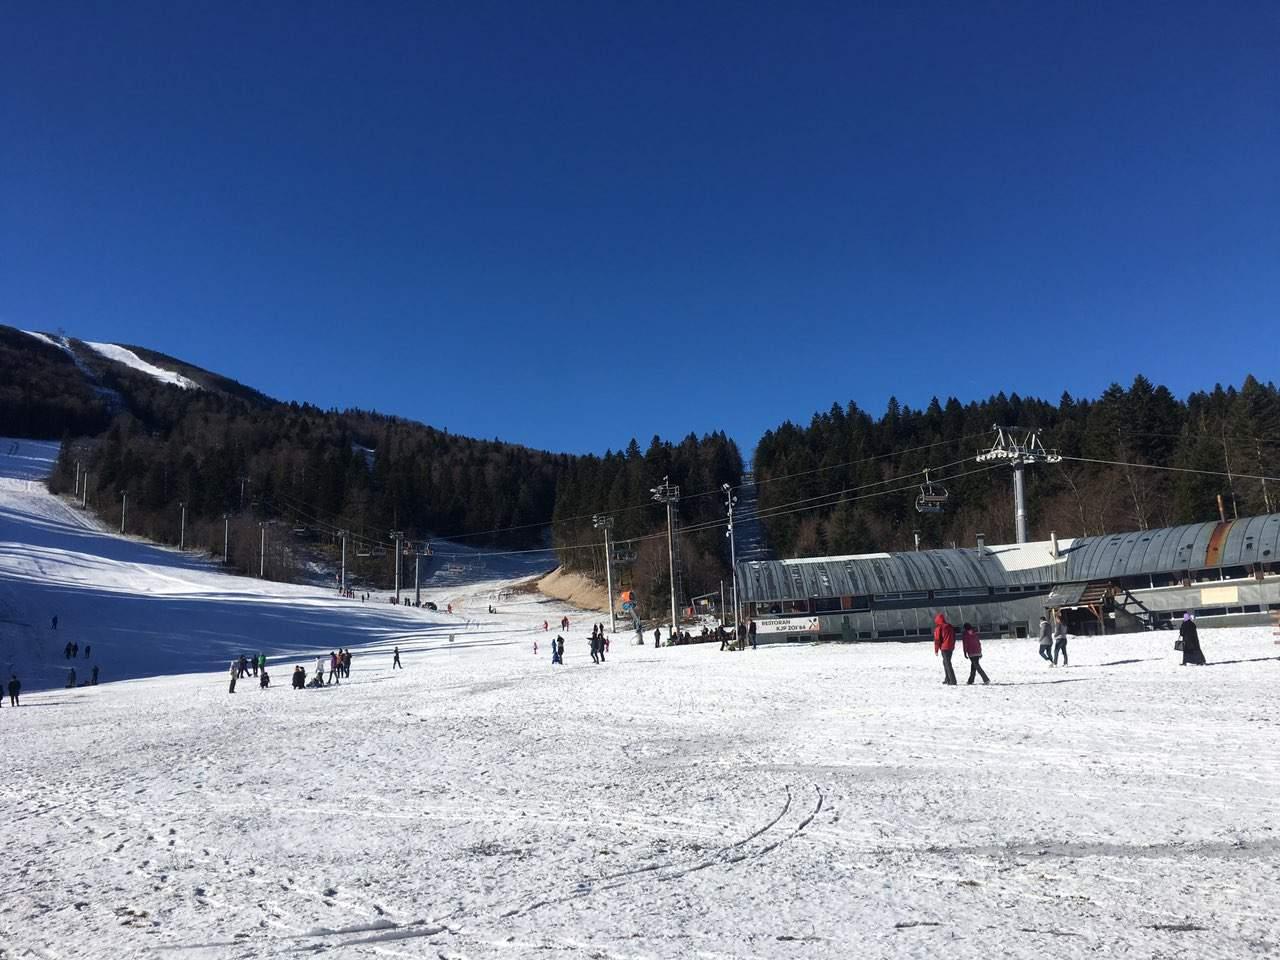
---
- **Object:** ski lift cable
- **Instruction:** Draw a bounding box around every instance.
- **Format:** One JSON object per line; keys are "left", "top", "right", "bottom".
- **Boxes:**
{"left": 1057, "top": 455, "right": 1280, "bottom": 483}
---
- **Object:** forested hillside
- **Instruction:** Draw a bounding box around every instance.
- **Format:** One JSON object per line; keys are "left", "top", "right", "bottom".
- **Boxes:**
{"left": 754, "top": 376, "right": 1280, "bottom": 559}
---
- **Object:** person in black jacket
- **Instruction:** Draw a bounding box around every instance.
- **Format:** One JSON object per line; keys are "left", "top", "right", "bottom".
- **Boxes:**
{"left": 6, "top": 674, "right": 18, "bottom": 706}
{"left": 1179, "top": 613, "right": 1205, "bottom": 665}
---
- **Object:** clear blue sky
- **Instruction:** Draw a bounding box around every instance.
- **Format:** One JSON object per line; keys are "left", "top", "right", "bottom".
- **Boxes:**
{"left": 3, "top": 2, "right": 1277, "bottom": 455}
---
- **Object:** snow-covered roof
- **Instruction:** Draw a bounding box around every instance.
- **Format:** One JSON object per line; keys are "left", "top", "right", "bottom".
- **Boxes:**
{"left": 985, "top": 538, "right": 1076, "bottom": 573}
{"left": 83, "top": 342, "right": 202, "bottom": 390}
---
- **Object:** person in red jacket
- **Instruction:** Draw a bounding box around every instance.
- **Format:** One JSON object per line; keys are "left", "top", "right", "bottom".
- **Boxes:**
{"left": 961, "top": 622, "right": 990, "bottom": 685}
{"left": 933, "top": 612, "right": 957, "bottom": 685}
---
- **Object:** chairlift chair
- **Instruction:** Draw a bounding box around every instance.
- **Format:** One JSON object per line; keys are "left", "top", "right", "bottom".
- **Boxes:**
{"left": 915, "top": 469, "right": 949, "bottom": 514}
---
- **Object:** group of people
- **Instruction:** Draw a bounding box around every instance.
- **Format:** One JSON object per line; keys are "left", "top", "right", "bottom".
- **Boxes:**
{"left": 63, "top": 641, "right": 91, "bottom": 659}
{"left": 932, "top": 613, "right": 990, "bottom": 685}
{"left": 589, "top": 623, "right": 608, "bottom": 663}
{"left": 64, "top": 665, "right": 100, "bottom": 686}
{"left": 1037, "top": 616, "right": 1070, "bottom": 665}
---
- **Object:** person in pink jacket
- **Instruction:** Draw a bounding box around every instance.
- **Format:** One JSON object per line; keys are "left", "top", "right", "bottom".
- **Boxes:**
{"left": 961, "top": 622, "right": 990, "bottom": 685}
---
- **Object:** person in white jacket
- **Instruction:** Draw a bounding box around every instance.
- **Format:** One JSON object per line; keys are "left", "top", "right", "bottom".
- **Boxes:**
{"left": 228, "top": 660, "right": 238, "bottom": 694}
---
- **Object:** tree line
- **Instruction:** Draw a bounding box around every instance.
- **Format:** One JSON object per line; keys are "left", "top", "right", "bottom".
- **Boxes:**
{"left": 753, "top": 375, "right": 1280, "bottom": 559}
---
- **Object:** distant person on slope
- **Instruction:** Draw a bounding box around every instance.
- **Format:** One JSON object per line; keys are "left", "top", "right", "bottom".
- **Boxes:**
{"left": 52, "top": 615, "right": 58, "bottom": 631}
{"left": 91, "top": 664, "right": 99, "bottom": 685}
{"left": 66, "top": 668, "right": 76, "bottom": 688}
{"left": 961, "top": 624, "right": 989, "bottom": 685}
{"left": 228, "top": 660, "right": 237, "bottom": 694}
{"left": 1053, "top": 617, "right": 1070, "bottom": 666}
{"left": 392, "top": 646, "right": 402, "bottom": 669}
{"left": 1179, "top": 613, "right": 1205, "bottom": 665}
{"left": 6, "top": 673, "right": 18, "bottom": 706}
{"left": 933, "top": 613, "right": 957, "bottom": 686}
{"left": 84, "top": 644, "right": 91, "bottom": 659}
{"left": 653, "top": 627, "right": 661, "bottom": 648}
{"left": 1037, "top": 617, "right": 1054, "bottom": 665}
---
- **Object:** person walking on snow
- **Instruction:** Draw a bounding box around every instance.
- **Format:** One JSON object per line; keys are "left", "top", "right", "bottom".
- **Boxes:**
{"left": 328, "top": 652, "right": 340, "bottom": 685}
{"left": 228, "top": 660, "right": 238, "bottom": 694}
{"left": 653, "top": 627, "right": 661, "bottom": 648}
{"left": 1179, "top": 612, "right": 1206, "bottom": 665}
{"left": 7, "top": 674, "right": 19, "bottom": 706}
{"left": 933, "top": 612, "right": 957, "bottom": 685}
{"left": 392, "top": 646, "right": 402, "bottom": 669}
{"left": 1053, "top": 616, "right": 1070, "bottom": 666}
{"left": 748, "top": 619, "right": 757, "bottom": 649}
{"left": 961, "top": 623, "right": 989, "bottom": 685}
{"left": 1037, "top": 617, "right": 1054, "bottom": 665}
{"left": 552, "top": 635, "right": 564, "bottom": 665}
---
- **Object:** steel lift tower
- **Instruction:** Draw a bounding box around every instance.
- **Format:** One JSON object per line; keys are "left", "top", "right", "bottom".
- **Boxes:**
{"left": 976, "top": 426, "right": 1062, "bottom": 544}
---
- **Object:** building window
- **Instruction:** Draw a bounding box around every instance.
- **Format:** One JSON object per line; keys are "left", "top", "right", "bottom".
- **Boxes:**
{"left": 813, "top": 597, "right": 841, "bottom": 613}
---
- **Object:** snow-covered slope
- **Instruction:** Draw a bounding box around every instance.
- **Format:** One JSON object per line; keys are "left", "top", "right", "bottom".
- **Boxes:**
{"left": 83, "top": 340, "right": 202, "bottom": 389}
{"left": 0, "top": 440, "right": 563, "bottom": 690}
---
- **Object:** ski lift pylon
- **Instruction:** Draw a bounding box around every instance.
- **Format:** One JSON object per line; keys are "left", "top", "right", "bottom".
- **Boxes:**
{"left": 915, "top": 468, "right": 949, "bottom": 514}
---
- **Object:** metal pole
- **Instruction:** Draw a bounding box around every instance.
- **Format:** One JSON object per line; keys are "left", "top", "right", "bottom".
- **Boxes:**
{"left": 390, "top": 531, "right": 404, "bottom": 603}
{"left": 259, "top": 524, "right": 266, "bottom": 578}
{"left": 666, "top": 500, "right": 677, "bottom": 636}
{"left": 415, "top": 550, "right": 421, "bottom": 606}
{"left": 74, "top": 461, "right": 81, "bottom": 497}
{"left": 603, "top": 525, "right": 615, "bottom": 629}
{"left": 1013, "top": 461, "right": 1028, "bottom": 544}
{"left": 1259, "top": 440, "right": 1274, "bottom": 514}
{"left": 723, "top": 483, "right": 739, "bottom": 629}
{"left": 223, "top": 514, "right": 230, "bottom": 563}
{"left": 120, "top": 491, "right": 127, "bottom": 534}
{"left": 179, "top": 502, "right": 186, "bottom": 550}
{"left": 720, "top": 580, "right": 725, "bottom": 624}
{"left": 339, "top": 530, "right": 347, "bottom": 592}
{"left": 82, "top": 473, "right": 88, "bottom": 509}
{"left": 239, "top": 477, "right": 247, "bottom": 511}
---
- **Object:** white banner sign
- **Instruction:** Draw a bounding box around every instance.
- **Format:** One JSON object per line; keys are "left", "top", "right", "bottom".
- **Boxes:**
{"left": 755, "top": 616, "right": 820, "bottom": 635}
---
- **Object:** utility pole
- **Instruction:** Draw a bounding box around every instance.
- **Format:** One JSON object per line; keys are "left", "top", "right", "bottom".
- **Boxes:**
{"left": 650, "top": 477, "right": 681, "bottom": 637}
{"left": 259, "top": 521, "right": 269, "bottom": 578}
{"left": 74, "top": 460, "right": 81, "bottom": 498}
{"left": 222, "top": 513, "right": 230, "bottom": 564}
{"left": 592, "top": 514, "right": 616, "bottom": 629}
{"left": 1258, "top": 439, "right": 1274, "bottom": 514}
{"left": 238, "top": 476, "right": 248, "bottom": 511}
{"left": 390, "top": 531, "right": 404, "bottom": 603}
{"left": 178, "top": 501, "right": 186, "bottom": 550}
{"left": 120, "top": 490, "right": 127, "bottom": 534}
{"left": 976, "top": 426, "right": 1062, "bottom": 543}
{"left": 82, "top": 473, "right": 89, "bottom": 509}
{"left": 722, "top": 483, "right": 739, "bottom": 629}
{"left": 338, "top": 529, "right": 347, "bottom": 593}
{"left": 913, "top": 529, "right": 921, "bottom": 551}
{"left": 1221, "top": 425, "right": 1239, "bottom": 520}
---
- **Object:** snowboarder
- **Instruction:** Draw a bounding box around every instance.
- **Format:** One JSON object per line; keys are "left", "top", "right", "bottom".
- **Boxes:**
{"left": 1053, "top": 617, "right": 1069, "bottom": 666}
{"left": 933, "top": 613, "right": 957, "bottom": 685}
{"left": 1037, "top": 616, "right": 1054, "bottom": 665}
{"left": 7, "top": 674, "right": 19, "bottom": 706}
{"left": 228, "top": 660, "right": 238, "bottom": 694}
{"left": 392, "top": 646, "right": 402, "bottom": 669}
{"left": 748, "top": 619, "right": 757, "bottom": 649}
{"left": 961, "top": 623, "right": 989, "bottom": 685}
{"left": 1180, "top": 612, "right": 1205, "bottom": 665}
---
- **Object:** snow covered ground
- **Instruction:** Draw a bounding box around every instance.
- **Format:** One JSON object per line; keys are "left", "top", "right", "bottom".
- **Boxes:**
{"left": 3, "top": 443, "right": 1280, "bottom": 958}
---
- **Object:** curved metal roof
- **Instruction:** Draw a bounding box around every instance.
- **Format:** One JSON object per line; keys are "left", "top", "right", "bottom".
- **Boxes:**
{"left": 736, "top": 513, "right": 1280, "bottom": 603}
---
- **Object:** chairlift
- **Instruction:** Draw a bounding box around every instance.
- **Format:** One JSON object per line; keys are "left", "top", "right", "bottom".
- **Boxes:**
{"left": 915, "top": 469, "right": 949, "bottom": 514}
{"left": 372, "top": 545, "right": 387, "bottom": 558}
{"left": 355, "top": 548, "right": 372, "bottom": 559}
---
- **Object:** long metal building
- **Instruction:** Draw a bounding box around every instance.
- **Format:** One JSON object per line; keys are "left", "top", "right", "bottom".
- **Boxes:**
{"left": 735, "top": 513, "right": 1280, "bottom": 642}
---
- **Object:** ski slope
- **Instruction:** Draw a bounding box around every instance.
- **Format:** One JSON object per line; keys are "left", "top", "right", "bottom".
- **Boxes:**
{"left": 82, "top": 341, "right": 202, "bottom": 390}
{"left": 4, "top": 440, "right": 1280, "bottom": 958}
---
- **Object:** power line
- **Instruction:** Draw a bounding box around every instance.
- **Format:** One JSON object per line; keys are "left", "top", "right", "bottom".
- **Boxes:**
{"left": 1058, "top": 455, "right": 1280, "bottom": 484}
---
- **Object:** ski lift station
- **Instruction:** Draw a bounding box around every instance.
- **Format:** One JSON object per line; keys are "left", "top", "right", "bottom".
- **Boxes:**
{"left": 735, "top": 513, "right": 1280, "bottom": 643}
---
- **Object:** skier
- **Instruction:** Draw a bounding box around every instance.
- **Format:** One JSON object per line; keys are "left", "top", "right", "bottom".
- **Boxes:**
{"left": 748, "top": 619, "right": 757, "bottom": 649}
{"left": 1052, "top": 616, "right": 1070, "bottom": 666}
{"left": 228, "top": 660, "right": 238, "bottom": 694}
{"left": 1179, "top": 612, "right": 1206, "bottom": 665}
{"left": 1037, "top": 616, "right": 1054, "bottom": 665}
{"left": 7, "top": 674, "right": 19, "bottom": 706}
{"left": 392, "top": 646, "right": 402, "bottom": 669}
{"left": 961, "top": 623, "right": 989, "bottom": 685}
{"left": 933, "top": 613, "right": 957, "bottom": 685}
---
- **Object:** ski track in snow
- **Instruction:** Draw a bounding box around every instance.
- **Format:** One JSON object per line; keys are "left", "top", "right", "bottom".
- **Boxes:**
{"left": 82, "top": 341, "right": 202, "bottom": 390}
{"left": 3, "top": 442, "right": 1280, "bottom": 957}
